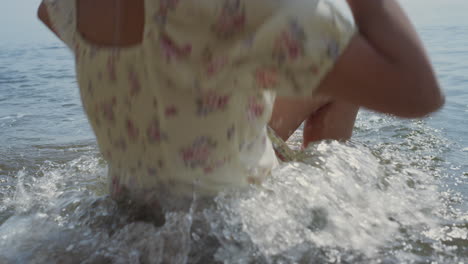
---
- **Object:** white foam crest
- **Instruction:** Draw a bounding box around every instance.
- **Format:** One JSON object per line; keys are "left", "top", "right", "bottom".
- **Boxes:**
{"left": 4, "top": 155, "right": 106, "bottom": 215}
{"left": 208, "top": 141, "right": 443, "bottom": 263}
{"left": 0, "top": 153, "right": 197, "bottom": 263}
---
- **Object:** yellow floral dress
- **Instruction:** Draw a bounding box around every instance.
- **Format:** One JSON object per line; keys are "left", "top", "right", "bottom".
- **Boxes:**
{"left": 44, "top": 0, "right": 355, "bottom": 199}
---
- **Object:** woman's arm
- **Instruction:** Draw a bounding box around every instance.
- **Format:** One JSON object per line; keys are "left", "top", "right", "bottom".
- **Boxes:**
{"left": 316, "top": 0, "right": 444, "bottom": 118}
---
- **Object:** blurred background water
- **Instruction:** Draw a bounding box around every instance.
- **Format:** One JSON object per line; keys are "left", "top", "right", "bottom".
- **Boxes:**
{"left": 0, "top": 1, "right": 467, "bottom": 263}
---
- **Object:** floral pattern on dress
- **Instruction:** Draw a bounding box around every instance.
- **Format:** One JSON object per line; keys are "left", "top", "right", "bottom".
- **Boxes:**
{"left": 111, "top": 173, "right": 123, "bottom": 197}
{"left": 202, "top": 48, "right": 229, "bottom": 77}
{"left": 114, "top": 137, "right": 128, "bottom": 151}
{"left": 203, "top": 156, "right": 230, "bottom": 174}
{"left": 128, "top": 70, "right": 141, "bottom": 97}
{"left": 273, "top": 20, "right": 306, "bottom": 63}
{"left": 180, "top": 136, "right": 217, "bottom": 170}
{"left": 147, "top": 119, "right": 168, "bottom": 143}
{"left": 100, "top": 97, "right": 117, "bottom": 123}
{"left": 196, "top": 91, "right": 231, "bottom": 116}
{"left": 165, "top": 105, "right": 178, "bottom": 117}
{"left": 126, "top": 119, "right": 140, "bottom": 141}
{"left": 106, "top": 51, "right": 120, "bottom": 82}
{"left": 247, "top": 96, "right": 265, "bottom": 121}
{"left": 154, "top": 0, "right": 180, "bottom": 26}
{"left": 255, "top": 67, "right": 279, "bottom": 89}
{"left": 212, "top": 0, "right": 246, "bottom": 38}
{"left": 44, "top": 0, "right": 354, "bottom": 196}
{"left": 160, "top": 34, "right": 192, "bottom": 62}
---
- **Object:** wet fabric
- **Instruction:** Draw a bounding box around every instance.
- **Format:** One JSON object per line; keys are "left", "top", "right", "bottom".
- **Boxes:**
{"left": 44, "top": 0, "right": 355, "bottom": 197}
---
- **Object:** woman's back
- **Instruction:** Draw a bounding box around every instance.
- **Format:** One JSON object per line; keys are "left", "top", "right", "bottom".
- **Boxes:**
{"left": 40, "top": 0, "right": 357, "bottom": 202}
{"left": 39, "top": 0, "right": 443, "bottom": 205}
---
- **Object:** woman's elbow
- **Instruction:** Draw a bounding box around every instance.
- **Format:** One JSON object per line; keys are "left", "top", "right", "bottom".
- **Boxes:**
{"left": 401, "top": 96, "right": 444, "bottom": 119}
{"left": 397, "top": 79, "right": 445, "bottom": 118}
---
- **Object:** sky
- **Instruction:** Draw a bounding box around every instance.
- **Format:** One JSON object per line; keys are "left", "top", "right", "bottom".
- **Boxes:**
{"left": 0, "top": 0, "right": 468, "bottom": 44}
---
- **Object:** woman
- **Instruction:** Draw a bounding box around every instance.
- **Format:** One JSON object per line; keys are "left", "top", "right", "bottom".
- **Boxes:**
{"left": 37, "top": 0, "right": 443, "bottom": 210}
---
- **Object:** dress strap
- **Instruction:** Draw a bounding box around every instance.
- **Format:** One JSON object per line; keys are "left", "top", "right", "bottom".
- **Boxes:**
{"left": 43, "top": 0, "right": 77, "bottom": 49}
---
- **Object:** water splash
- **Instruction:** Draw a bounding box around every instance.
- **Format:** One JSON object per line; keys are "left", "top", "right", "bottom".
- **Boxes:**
{"left": 0, "top": 138, "right": 465, "bottom": 263}
{"left": 206, "top": 141, "right": 447, "bottom": 263}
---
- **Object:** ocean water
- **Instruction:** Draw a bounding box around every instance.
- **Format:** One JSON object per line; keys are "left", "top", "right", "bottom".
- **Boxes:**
{"left": 0, "top": 25, "right": 467, "bottom": 263}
